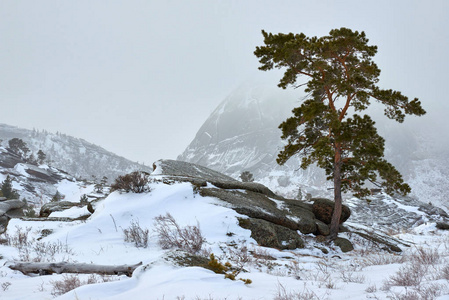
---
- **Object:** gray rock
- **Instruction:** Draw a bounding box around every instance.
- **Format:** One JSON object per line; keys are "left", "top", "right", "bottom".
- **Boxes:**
{"left": 436, "top": 222, "right": 449, "bottom": 230}
{"left": 0, "top": 199, "right": 25, "bottom": 234}
{"left": 153, "top": 159, "right": 236, "bottom": 183}
{"left": 315, "top": 220, "right": 330, "bottom": 236}
{"left": 238, "top": 218, "right": 304, "bottom": 250}
{"left": 0, "top": 215, "right": 10, "bottom": 234}
{"left": 334, "top": 237, "right": 354, "bottom": 252}
{"left": 39, "top": 201, "right": 81, "bottom": 218}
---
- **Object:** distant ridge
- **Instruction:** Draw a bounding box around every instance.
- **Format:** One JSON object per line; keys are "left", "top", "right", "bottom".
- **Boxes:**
{"left": 0, "top": 123, "right": 152, "bottom": 181}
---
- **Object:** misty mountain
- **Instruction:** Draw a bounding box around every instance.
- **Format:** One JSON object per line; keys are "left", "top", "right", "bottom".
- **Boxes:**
{"left": 0, "top": 123, "right": 152, "bottom": 182}
{"left": 178, "top": 82, "right": 449, "bottom": 209}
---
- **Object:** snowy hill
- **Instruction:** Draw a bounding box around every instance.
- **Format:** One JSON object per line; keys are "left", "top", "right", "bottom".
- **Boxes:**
{"left": 0, "top": 123, "right": 152, "bottom": 182}
{"left": 1, "top": 163, "right": 449, "bottom": 299}
{"left": 178, "top": 82, "right": 449, "bottom": 209}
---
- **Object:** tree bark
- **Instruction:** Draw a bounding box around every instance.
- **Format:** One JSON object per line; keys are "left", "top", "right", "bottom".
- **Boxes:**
{"left": 329, "top": 148, "right": 343, "bottom": 240}
{"left": 8, "top": 261, "right": 142, "bottom": 277}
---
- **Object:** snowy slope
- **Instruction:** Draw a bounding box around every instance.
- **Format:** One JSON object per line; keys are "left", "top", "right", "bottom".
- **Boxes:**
{"left": 1, "top": 178, "right": 449, "bottom": 299}
{"left": 0, "top": 123, "right": 152, "bottom": 182}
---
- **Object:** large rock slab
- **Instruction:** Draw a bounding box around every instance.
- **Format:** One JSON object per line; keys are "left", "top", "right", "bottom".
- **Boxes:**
{"left": 39, "top": 201, "right": 82, "bottom": 218}
{"left": 155, "top": 160, "right": 330, "bottom": 236}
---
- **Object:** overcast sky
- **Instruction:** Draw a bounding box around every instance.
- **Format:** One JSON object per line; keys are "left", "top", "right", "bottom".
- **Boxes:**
{"left": 1, "top": 0, "right": 448, "bottom": 164}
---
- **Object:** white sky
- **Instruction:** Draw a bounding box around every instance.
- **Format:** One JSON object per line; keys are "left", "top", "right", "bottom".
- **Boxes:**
{"left": 1, "top": 0, "right": 448, "bottom": 164}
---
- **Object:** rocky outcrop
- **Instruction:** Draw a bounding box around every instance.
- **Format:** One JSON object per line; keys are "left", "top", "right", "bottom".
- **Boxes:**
{"left": 153, "top": 159, "right": 416, "bottom": 253}
{"left": 154, "top": 159, "right": 350, "bottom": 249}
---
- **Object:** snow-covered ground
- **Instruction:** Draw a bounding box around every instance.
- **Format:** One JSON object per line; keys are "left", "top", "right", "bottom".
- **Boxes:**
{"left": 1, "top": 180, "right": 449, "bottom": 300}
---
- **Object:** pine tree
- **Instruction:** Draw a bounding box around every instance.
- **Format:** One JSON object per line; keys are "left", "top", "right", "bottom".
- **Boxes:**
{"left": 8, "top": 138, "right": 30, "bottom": 159}
{"left": 1, "top": 175, "right": 19, "bottom": 199}
{"left": 37, "top": 150, "right": 46, "bottom": 165}
{"left": 254, "top": 28, "right": 426, "bottom": 239}
{"left": 51, "top": 190, "right": 63, "bottom": 202}
{"left": 240, "top": 171, "right": 254, "bottom": 182}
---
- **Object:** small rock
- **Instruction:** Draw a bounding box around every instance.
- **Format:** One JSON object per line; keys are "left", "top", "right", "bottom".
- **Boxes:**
{"left": 334, "top": 237, "right": 354, "bottom": 252}
{"left": 436, "top": 222, "right": 449, "bottom": 230}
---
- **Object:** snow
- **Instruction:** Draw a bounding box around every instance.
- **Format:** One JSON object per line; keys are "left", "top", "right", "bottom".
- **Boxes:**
{"left": 1, "top": 180, "right": 449, "bottom": 299}
{"left": 14, "top": 164, "right": 29, "bottom": 177}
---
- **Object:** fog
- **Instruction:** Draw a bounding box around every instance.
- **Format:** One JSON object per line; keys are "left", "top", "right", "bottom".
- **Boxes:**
{"left": 0, "top": 0, "right": 447, "bottom": 163}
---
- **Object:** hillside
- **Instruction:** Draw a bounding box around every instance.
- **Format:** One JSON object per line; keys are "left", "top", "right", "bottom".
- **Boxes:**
{"left": 0, "top": 124, "right": 152, "bottom": 182}
{"left": 1, "top": 160, "right": 449, "bottom": 299}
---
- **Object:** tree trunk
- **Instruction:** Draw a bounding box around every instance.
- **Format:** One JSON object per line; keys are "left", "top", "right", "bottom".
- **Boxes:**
{"left": 8, "top": 261, "right": 142, "bottom": 277}
{"left": 329, "top": 148, "right": 343, "bottom": 240}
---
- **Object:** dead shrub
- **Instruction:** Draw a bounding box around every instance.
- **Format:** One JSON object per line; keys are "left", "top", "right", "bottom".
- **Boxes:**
{"left": 2, "top": 226, "right": 74, "bottom": 262}
{"left": 339, "top": 269, "right": 366, "bottom": 284}
{"left": 385, "top": 263, "right": 426, "bottom": 287}
{"left": 123, "top": 219, "right": 149, "bottom": 248}
{"left": 154, "top": 213, "right": 205, "bottom": 254}
{"left": 50, "top": 274, "right": 81, "bottom": 296}
{"left": 410, "top": 247, "right": 440, "bottom": 265}
{"left": 111, "top": 171, "right": 152, "bottom": 193}
{"left": 439, "top": 265, "right": 449, "bottom": 280}
{"left": 361, "top": 253, "right": 405, "bottom": 267}
{"left": 416, "top": 283, "right": 448, "bottom": 299}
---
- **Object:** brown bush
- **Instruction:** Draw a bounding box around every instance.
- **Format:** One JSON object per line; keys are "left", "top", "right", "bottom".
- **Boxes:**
{"left": 111, "top": 171, "right": 152, "bottom": 193}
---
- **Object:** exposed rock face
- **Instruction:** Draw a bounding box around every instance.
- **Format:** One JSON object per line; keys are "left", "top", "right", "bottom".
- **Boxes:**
{"left": 177, "top": 83, "right": 300, "bottom": 180}
{"left": 312, "top": 198, "right": 351, "bottom": 224}
{"left": 153, "top": 159, "right": 410, "bottom": 253}
{"left": 155, "top": 160, "right": 326, "bottom": 242}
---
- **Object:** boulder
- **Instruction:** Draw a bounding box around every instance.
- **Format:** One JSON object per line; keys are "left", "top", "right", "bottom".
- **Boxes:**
{"left": 436, "top": 222, "right": 449, "bottom": 230}
{"left": 39, "top": 201, "right": 81, "bottom": 218}
{"left": 0, "top": 215, "right": 10, "bottom": 234}
{"left": 312, "top": 198, "right": 351, "bottom": 224}
{"left": 0, "top": 199, "right": 25, "bottom": 234}
{"left": 334, "top": 237, "right": 354, "bottom": 252}
{"left": 238, "top": 218, "right": 304, "bottom": 250}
